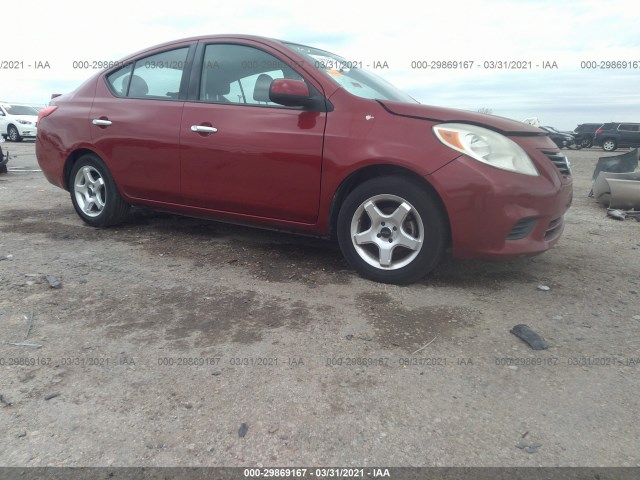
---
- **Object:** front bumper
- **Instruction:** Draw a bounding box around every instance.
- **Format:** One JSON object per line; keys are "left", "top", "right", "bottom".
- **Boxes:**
{"left": 16, "top": 123, "right": 37, "bottom": 137}
{"left": 428, "top": 151, "right": 573, "bottom": 259}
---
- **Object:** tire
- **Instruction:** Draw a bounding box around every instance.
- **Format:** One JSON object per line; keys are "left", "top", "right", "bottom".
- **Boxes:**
{"left": 337, "top": 176, "right": 446, "bottom": 284}
{"left": 602, "top": 139, "right": 617, "bottom": 152}
{"left": 69, "top": 153, "right": 130, "bottom": 227}
{"left": 580, "top": 137, "right": 592, "bottom": 148}
{"left": 7, "top": 125, "right": 22, "bottom": 142}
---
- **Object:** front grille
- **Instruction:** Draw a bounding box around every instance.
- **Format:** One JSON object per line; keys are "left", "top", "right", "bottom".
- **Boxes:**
{"left": 544, "top": 217, "right": 563, "bottom": 241}
{"left": 507, "top": 217, "right": 537, "bottom": 240}
{"left": 545, "top": 152, "right": 571, "bottom": 176}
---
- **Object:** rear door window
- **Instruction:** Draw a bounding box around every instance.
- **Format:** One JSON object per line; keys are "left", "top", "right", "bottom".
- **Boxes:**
{"left": 106, "top": 47, "right": 189, "bottom": 100}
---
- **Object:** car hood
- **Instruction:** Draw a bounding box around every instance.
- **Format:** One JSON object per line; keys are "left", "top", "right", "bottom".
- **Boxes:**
{"left": 377, "top": 100, "right": 545, "bottom": 136}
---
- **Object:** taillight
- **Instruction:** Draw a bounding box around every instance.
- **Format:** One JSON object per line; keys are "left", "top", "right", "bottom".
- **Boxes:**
{"left": 38, "top": 106, "right": 58, "bottom": 123}
{"left": 596, "top": 128, "right": 602, "bottom": 134}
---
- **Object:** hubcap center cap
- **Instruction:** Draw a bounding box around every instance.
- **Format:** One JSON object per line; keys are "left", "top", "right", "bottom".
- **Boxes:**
{"left": 379, "top": 226, "right": 392, "bottom": 239}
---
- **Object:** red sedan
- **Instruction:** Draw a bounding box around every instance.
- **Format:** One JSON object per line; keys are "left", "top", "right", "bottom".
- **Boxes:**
{"left": 36, "top": 35, "right": 573, "bottom": 284}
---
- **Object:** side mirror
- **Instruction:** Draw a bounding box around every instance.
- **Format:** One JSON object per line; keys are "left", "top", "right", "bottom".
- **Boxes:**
{"left": 269, "top": 79, "right": 317, "bottom": 108}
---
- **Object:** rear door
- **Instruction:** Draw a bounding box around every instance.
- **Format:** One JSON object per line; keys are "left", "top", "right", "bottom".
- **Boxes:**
{"left": 179, "top": 42, "right": 326, "bottom": 224}
{"left": 618, "top": 123, "right": 640, "bottom": 147}
{"left": 89, "top": 44, "right": 193, "bottom": 203}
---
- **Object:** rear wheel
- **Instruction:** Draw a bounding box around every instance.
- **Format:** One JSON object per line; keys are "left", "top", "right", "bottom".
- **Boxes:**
{"left": 337, "top": 176, "right": 446, "bottom": 284}
{"left": 69, "top": 153, "right": 130, "bottom": 227}
{"left": 7, "top": 125, "right": 22, "bottom": 142}
{"left": 602, "top": 139, "right": 617, "bottom": 152}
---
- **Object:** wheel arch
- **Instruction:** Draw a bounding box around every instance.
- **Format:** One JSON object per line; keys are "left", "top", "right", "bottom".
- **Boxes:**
{"left": 328, "top": 164, "right": 451, "bottom": 244}
{"left": 62, "top": 148, "right": 102, "bottom": 190}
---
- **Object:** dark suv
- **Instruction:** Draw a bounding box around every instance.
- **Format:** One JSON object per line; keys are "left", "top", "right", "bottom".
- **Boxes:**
{"left": 573, "top": 123, "right": 602, "bottom": 148}
{"left": 594, "top": 123, "right": 640, "bottom": 152}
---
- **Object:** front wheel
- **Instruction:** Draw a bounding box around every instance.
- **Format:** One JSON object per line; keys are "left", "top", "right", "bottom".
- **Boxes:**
{"left": 602, "top": 139, "right": 617, "bottom": 152}
{"left": 7, "top": 125, "right": 22, "bottom": 142}
{"left": 337, "top": 176, "right": 446, "bottom": 284}
{"left": 69, "top": 154, "right": 130, "bottom": 227}
{"left": 580, "top": 137, "right": 593, "bottom": 148}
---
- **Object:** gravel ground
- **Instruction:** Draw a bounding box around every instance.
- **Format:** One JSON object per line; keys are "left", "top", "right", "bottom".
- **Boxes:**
{"left": 0, "top": 141, "right": 639, "bottom": 467}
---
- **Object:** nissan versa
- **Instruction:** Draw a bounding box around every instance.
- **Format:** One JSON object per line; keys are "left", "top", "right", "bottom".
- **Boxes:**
{"left": 36, "top": 35, "right": 573, "bottom": 284}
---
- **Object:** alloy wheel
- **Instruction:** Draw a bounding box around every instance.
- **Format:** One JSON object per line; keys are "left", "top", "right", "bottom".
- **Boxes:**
{"left": 74, "top": 166, "right": 106, "bottom": 217}
{"left": 349, "top": 194, "right": 424, "bottom": 270}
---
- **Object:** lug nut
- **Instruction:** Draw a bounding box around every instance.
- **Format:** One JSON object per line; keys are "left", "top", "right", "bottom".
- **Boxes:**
{"left": 393, "top": 227, "right": 397, "bottom": 231}
{"left": 388, "top": 239, "right": 393, "bottom": 243}
{"left": 377, "top": 234, "right": 381, "bottom": 238}
{"left": 381, "top": 222, "right": 385, "bottom": 226}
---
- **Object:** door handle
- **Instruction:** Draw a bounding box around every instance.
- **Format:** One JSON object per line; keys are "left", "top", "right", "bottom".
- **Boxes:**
{"left": 191, "top": 125, "right": 218, "bottom": 134}
{"left": 92, "top": 119, "right": 112, "bottom": 126}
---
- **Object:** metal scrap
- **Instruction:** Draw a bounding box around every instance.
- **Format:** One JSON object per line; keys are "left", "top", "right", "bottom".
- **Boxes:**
{"left": 593, "top": 172, "right": 640, "bottom": 209}
{"left": 589, "top": 149, "right": 640, "bottom": 214}
{"left": 590, "top": 148, "right": 638, "bottom": 188}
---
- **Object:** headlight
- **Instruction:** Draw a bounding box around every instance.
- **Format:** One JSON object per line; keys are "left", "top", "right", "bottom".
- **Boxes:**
{"left": 17, "top": 120, "right": 33, "bottom": 125}
{"left": 433, "top": 123, "right": 539, "bottom": 176}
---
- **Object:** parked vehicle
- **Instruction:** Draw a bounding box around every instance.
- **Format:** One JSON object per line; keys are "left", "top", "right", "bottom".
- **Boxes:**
{"left": 540, "top": 126, "right": 576, "bottom": 149}
{"left": 573, "top": 123, "right": 602, "bottom": 148}
{"left": 0, "top": 103, "right": 39, "bottom": 141}
{"left": 594, "top": 122, "right": 640, "bottom": 152}
{"left": 36, "top": 35, "right": 573, "bottom": 284}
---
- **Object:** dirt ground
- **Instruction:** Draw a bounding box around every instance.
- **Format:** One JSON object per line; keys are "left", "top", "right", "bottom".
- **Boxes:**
{"left": 0, "top": 141, "right": 638, "bottom": 467}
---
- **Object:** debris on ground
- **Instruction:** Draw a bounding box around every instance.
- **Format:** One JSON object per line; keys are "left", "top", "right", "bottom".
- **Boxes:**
{"left": 238, "top": 423, "right": 249, "bottom": 438}
{"left": 23, "top": 312, "right": 34, "bottom": 340}
{"left": 2, "top": 312, "right": 42, "bottom": 349}
{"left": 537, "top": 285, "right": 550, "bottom": 291}
{"left": 45, "top": 275, "right": 62, "bottom": 289}
{"left": 411, "top": 335, "right": 438, "bottom": 355}
{"left": 211, "top": 371, "right": 222, "bottom": 376}
{"left": 606, "top": 208, "right": 640, "bottom": 221}
{"left": 607, "top": 209, "right": 627, "bottom": 220}
{"left": 4, "top": 342, "right": 42, "bottom": 349}
{"left": 0, "top": 394, "right": 13, "bottom": 407}
{"left": 510, "top": 324, "right": 549, "bottom": 350}
{"left": 44, "top": 393, "right": 61, "bottom": 401}
{"left": 516, "top": 440, "right": 542, "bottom": 453}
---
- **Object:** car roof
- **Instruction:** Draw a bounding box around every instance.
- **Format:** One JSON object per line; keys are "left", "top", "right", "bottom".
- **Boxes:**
{"left": 121, "top": 34, "right": 295, "bottom": 60}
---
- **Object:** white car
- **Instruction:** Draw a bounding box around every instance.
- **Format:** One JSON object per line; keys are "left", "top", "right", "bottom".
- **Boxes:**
{"left": 0, "top": 103, "right": 39, "bottom": 141}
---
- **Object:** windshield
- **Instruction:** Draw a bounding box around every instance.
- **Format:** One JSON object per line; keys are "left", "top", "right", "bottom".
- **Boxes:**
{"left": 6, "top": 105, "right": 39, "bottom": 116}
{"left": 284, "top": 43, "right": 417, "bottom": 103}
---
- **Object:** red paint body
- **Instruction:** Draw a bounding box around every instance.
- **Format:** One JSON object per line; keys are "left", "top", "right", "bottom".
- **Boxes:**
{"left": 36, "top": 35, "right": 572, "bottom": 259}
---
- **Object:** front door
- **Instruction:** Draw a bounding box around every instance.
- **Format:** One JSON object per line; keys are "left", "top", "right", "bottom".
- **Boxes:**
{"left": 179, "top": 43, "right": 325, "bottom": 224}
